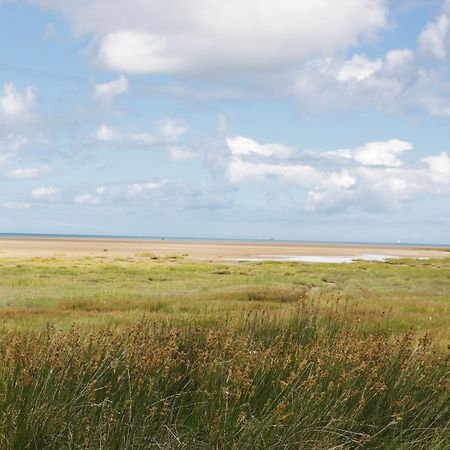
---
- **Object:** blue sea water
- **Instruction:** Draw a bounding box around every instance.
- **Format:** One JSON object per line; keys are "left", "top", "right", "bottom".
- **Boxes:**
{"left": 0, "top": 232, "right": 448, "bottom": 248}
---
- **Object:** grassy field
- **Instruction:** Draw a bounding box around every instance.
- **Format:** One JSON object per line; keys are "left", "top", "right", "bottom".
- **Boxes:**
{"left": 0, "top": 255, "right": 448, "bottom": 448}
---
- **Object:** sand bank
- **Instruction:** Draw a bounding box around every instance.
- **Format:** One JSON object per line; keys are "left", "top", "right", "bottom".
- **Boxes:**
{"left": 0, "top": 237, "right": 448, "bottom": 261}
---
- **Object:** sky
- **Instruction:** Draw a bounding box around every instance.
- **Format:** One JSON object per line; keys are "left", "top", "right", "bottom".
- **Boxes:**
{"left": 1, "top": 0, "right": 450, "bottom": 243}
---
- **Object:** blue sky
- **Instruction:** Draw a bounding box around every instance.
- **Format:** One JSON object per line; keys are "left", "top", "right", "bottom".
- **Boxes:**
{"left": 1, "top": 0, "right": 450, "bottom": 243}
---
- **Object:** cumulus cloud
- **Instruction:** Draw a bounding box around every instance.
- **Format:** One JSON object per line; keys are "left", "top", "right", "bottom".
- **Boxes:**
{"left": 326, "top": 140, "right": 413, "bottom": 167}
{"left": 94, "top": 74, "right": 129, "bottom": 102}
{"left": 227, "top": 136, "right": 294, "bottom": 159}
{"left": 289, "top": 42, "right": 450, "bottom": 118}
{"left": 92, "top": 125, "right": 157, "bottom": 145}
{"left": 273, "top": 4, "right": 450, "bottom": 117}
{"left": 18, "top": 0, "right": 450, "bottom": 124}
{"left": 90, "top": 119, "right": 188, "bottom": 149}
{"left": 157, "top": 118, "right": 189, "bottom": 142}
{"left": 418, "top": 14, "right": 450, "bottom": 60}
{"left": 7, "top": 166, "right": 50, "bottom": 179}
{"left": 304, "top": 166, "right": 413, "bottom": 212}
{"left": 90, "top": 127, "right": 143, "bottom": 146}
{"left": 385, "top": 48, "right": 414, "bottom": 72}
{"left": 29, "top": 0, "right": 387, "bottom": 74}
{"left": 126, "top": 179, "right": 166, "bottom": 198}
{"left": 0, "top": 83, "right": 35, "bottom": 119}
{"left": 221, "top": 135, "right": 450, "bottom": 213}
{"left": 97, "top": 31, "right": 179, "bottom": 74}
{"left": 336, "top": 54, "right": 383, "bottom": 81}
{"left": 73, "top": 188, "right": 106, "bottom": 205}
{"left": 93, "top": 124, "right": 121, "bottom": 143}
{"left": 419, "top": 95, "right": 450, "bottom": 118}
{"left": 226, "top": 158, "right": 322, "bottom": 184}
{"left": 24, "top": 0, "right": 450, "bottom": 121}
{"left": 290, "top": 53, "right": 406, "bottom": 113}
{"left": 31, "top": 186, "right": 60, "bottom": 200}
{"left": 422, "top": 152, "right": 450, "bottom": 188}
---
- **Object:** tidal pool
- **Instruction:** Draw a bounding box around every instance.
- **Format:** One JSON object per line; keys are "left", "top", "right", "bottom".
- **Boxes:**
{"left": 233, "top": 254, "right": 401, "bottom": 263}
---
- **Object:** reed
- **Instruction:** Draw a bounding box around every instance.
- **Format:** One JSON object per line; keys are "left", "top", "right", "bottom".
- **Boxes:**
{"left": 0, "top": 300, "right": 448, "bottom": 449}
{"left": 0, "top": 257, "right": 449, "bottom": 448}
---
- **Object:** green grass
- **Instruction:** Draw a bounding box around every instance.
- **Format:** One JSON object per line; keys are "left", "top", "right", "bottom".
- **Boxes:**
{"left": 0, "top": 257, "right": 448, "bottom": 448}
{"left": 0, "top": 257, "right": 449, "bottom": 340}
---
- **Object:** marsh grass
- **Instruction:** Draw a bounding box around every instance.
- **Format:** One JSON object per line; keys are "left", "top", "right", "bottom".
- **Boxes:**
{"left": 0, "top": 257, "right": 449, "bottom": 448}
{"left": 135, "top": 252, "right": 160, "bottom": 259}
{"left": 0, "top": 302, "right": 448, "bottom": 449}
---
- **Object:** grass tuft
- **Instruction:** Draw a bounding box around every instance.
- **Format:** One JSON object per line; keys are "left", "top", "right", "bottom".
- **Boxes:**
{"left": 0, "top": 257, "right": 449, "bottom": 448}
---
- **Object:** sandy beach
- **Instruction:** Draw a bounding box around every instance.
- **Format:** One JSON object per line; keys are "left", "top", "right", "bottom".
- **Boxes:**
{"left": 0, "top": 236, "right": 448, "bottom": 261}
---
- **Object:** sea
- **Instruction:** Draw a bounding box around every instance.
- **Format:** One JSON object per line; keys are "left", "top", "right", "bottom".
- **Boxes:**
{"left": 0, "top": 232, "right": 448, "bottom": 248}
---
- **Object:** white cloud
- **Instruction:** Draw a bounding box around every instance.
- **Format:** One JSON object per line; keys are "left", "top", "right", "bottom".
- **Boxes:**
{"left": 30, "top": 0, "right": 387, "bottom": 74}
{"left": 92, "top": 125, "right": 157, "bottom": 145}
{"left": 385, "top": 48, "right": 414, "bottom": 72}
{"left": 226, "top": 158, "right": 321, "bottom": 184}
{"left": 27, "top": 0, "right": 450, "bottom": 122}
{"left": 97, "top": 31, "right": 179, "bottom": 74}
{"left": 222, "top": 135, "right": 450, "bottom": 213}
{"left": 336, "top": 54, "right": 383, "bottom": 82}
{"left": 418, "top": 14, "right": 450, "bottom": 60}
{"left": 0, "top": 134, "right": 27, "bottom": 165}
{"left": 73, "top": 187, "right": 107, "bottom": 205}
{"left": 7, "top": 166, "right": 50, "bottom": 179}
{"left": 328, "top": 169, "right": 357, "bottom": 189}
{"left": 94, "top": 124, "right": 121, "bottom": 142}
{"left": 31, "top": 186, "right": 60, "bottom": 200}
{"left": 23, "top": 0, "right": 450, "bottom": 122}
{"left": 91, "top": 119, "right": 187, "bottom": 146}
{"left": 419, "top": 95, "right": 450, "bottom": 118}
{"left": 94, "top": 74, "right": 129, "bottom": 101}
{"left": 287, "top": 41, "right": 450, "bottom": 118}
{"left": 227, "top": 136, "right": 294, "bottom": 159}
{"left": 0, "top": 83, "right": 35, "bottom": 119}
{"left": 422, "top": 151, "right": 450, "bottom": 184}
{"left": 126, "top": 179, "right": 166, "bottom": 198}
{"left": 291, "top": 53, "right": 406, "bottom": 113}
{"left": 157, "top": 118, "right": 189, "bottom": 142}
{"left": 327, "top": 140, "right": 413, "bottom": 167}
{"left": 284, "top": 8, "right": 450, "bottom": 116}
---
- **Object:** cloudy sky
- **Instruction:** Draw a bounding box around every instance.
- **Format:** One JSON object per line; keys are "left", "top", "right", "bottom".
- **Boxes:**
{"left": 1, "top": 0, "right": 450, "bottom": 243}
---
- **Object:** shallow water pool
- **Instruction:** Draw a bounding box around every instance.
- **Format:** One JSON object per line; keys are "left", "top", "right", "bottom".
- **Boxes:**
{"left": 233, "top": 254, "right": 401, "bottom": 263}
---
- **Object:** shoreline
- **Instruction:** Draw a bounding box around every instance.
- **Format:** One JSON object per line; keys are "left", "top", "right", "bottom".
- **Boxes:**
{"left": 0, "top": 236, "right": 449, "bottom": 260}
{"left": 1, "top": 233, "right": 449, "bottom": 248}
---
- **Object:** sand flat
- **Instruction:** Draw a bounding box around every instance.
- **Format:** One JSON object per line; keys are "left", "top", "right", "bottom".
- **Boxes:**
{"left": 0, "top": 237, "right": 448, "bottom": 261}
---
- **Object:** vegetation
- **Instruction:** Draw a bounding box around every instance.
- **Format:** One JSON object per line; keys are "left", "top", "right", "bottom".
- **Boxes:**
{"left": 0, "top": 256, "right": 448, "bottom": 448}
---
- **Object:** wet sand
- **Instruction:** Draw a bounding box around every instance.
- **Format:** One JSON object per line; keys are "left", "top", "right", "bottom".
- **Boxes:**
{"left": 0, "top": 237, "right": 448, "bottom": 261}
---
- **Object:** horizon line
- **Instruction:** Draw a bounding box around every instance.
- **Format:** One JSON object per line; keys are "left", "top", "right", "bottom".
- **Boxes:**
{"left": 0, "top": 232, "right": 449, "bottom": 248}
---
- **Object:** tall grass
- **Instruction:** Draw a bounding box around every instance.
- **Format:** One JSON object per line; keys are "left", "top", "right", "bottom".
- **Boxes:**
{"left": 0, "top": 300, "right": 448, "bottom": 449}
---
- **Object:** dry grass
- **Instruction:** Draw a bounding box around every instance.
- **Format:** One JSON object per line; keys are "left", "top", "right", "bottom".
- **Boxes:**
{"left": 0, "top": 257, "right": 449, "bottom": 448}
{"left": 0, "top": 304, "right": 448, "bottom": 449}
